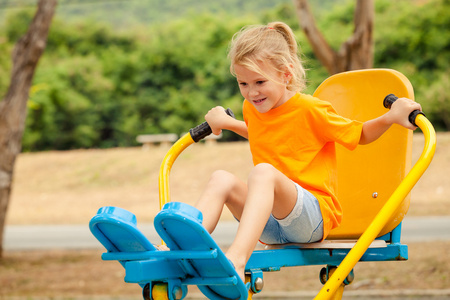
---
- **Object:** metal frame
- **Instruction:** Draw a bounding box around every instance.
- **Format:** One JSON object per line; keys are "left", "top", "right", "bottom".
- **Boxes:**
{"left": 90, "top": 69, "right": 436, "bottom": 300}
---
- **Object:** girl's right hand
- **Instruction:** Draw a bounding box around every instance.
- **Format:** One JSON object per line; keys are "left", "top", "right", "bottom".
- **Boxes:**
{"left": 205, "top": 106, "right": 233, "bottom": 135}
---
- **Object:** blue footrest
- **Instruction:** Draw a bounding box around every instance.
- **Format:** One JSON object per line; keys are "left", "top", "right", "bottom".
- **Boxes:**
{"left": 89, "top": 203, "right": 248, "bottom": 300}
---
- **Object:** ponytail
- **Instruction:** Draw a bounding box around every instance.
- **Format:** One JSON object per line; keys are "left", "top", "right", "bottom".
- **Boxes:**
{"left": 267, "top": 22, "right": 298, "bottom": 59}
{"left": 228, "top": 21, "right": 306, "bottom": 92}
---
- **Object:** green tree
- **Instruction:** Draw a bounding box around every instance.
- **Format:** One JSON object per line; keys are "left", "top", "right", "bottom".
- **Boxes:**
{"left": 374, "top": 0, "right": 450, "bottom": 130}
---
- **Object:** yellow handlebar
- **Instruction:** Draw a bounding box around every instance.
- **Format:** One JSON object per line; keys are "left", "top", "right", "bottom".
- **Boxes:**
{"left": 315, "top": 114, "right": 436, "bottom": 299}
{"left": 158, "top": 108, "right": 234, "bottom": 210}
{"left": 159, "top": 133, "right": 195, "bottom": 210}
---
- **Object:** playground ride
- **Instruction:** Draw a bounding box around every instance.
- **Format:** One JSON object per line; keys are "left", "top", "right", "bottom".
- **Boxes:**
{"left": 90, "top": 69, "right": 436, "bottom": 300}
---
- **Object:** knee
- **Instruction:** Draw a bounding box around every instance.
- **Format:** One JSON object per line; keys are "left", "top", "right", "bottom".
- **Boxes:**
{"left": 210, "top": 169, "right": 233, "bottom": 182}
{"left": 248, "top": 163, "right": 277, "bottom": 183}
{"left": 208, "top": 170, "right": 239, "bottom": 189}
{"left": 207, "top": 170, "right": 245, "bottom": 203}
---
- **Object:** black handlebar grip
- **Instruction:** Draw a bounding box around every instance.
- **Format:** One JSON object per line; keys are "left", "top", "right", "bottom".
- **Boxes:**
{"left": 383, "top": 94, "right": 398, "bottom": 109}
{"left": 383, "top": 94, "right": 425, "bottom": 127}
{"left": 408, "top": 110, "right": 424, "bottom": 127}
{"left": 189, "top": 108, "right": 235, "bottom": 143}
{"left": 225, "top": 108, "right": 235, "bottom": 119}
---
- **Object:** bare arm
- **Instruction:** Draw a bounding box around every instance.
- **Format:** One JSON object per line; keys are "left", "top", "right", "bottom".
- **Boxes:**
{"left": 359, "top": 97, "right": 422, "bottom": 145}
{"left": 205, "top": 106, "right": 249, "bottom": 139}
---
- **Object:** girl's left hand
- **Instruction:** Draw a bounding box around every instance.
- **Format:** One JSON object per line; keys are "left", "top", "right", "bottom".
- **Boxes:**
{"left": 388, "top": 97, "right": 422, "bottom": 130}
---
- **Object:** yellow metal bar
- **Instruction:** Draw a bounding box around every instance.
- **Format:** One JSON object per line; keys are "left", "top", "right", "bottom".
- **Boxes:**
{"left": 152, "top": 283, "right": 169, "bottom": 300}
{"left": 245, "top": 275, "right": 254, "bottom": 300}
{"left": 315, "top": 115, "right": 436, "bottom": 300}
{"left": 330, "top": 287, "right": 344, "bottom": 300}
{"left": 159, "top": 133, "right": 195, "bottom": 210}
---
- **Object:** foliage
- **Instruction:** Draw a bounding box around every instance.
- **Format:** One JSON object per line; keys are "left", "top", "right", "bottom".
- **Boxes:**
{"left": 0, "top": 0, "right": 448, "bottom": 151}
{"left": 374, "top": 0, "right": 450, "bottom": 131}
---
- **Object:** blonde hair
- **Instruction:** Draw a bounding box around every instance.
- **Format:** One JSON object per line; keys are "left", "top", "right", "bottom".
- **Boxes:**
{"left": 228, "top": 21, "right": 306, "bottom": 92}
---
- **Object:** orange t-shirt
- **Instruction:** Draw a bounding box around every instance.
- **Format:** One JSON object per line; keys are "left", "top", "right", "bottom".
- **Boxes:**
{"left": 243, "top": 93, "right": 363, "bottom": 240}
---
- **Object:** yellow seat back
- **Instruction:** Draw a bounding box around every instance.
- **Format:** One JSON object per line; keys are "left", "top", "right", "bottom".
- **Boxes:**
{"left": 313, "top": 69, "right": 414, "bottom": 239}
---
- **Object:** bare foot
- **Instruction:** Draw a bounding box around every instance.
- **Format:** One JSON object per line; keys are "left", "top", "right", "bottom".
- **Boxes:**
{"left": 155, "top": 244, "right": 170, "bottom": 251}
{"left": 226, "top": 254, "right": 246, "bottom": 283}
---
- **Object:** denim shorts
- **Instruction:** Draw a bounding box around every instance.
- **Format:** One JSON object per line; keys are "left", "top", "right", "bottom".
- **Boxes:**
{"left": 259, "top": 183, "right": 324, "bottom": 244}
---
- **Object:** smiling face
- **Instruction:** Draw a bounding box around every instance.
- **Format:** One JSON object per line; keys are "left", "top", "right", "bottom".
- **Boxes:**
{"left": 234, "top": 62, "right": 295, "bottom": 114}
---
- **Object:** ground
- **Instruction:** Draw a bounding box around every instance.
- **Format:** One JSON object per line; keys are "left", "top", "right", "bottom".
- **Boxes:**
{"left": 1, "top": 132, "right": 449, "bottom": 298}
{"left": 1, "top": 241, "right": 449, "bottom": 297}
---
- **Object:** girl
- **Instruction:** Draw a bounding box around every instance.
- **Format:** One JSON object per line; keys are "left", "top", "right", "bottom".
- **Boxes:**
{"left": 195, "top": 21, "right": 421, "bottom": 281}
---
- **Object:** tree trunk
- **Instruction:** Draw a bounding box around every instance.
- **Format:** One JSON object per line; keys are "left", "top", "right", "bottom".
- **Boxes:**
{"left": 293, "top": 0, "right": 374, "bottom": 75}
{"left": 0, "top": 0, "right": 57, "bottom": 258}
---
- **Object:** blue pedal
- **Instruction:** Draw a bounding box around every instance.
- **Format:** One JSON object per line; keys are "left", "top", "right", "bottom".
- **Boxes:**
{"left": 89, "top": 206, "right": 156, "bottom": 254}
{"left": 155, "top": 202, "right": 249, "bottom": 300}
{"left": 90, "top": 204, "right": 248, "bottom": 300}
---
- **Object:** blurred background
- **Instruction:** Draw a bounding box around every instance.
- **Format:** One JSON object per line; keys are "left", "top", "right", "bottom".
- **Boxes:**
{"left": 0, "top": 0, "right": 448, "bottom": 152}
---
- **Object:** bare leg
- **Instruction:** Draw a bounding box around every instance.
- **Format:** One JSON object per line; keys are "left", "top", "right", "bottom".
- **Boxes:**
{"left": 195, "top": 170, "right": 248, "bottom": 234}
{"left": 225, "top": 163, "right": 298, "bottom": 281}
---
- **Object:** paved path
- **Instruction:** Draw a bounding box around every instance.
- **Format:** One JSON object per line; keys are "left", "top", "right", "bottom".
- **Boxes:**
{"left": 4, "top": 216, "right": 450, "bottom": 251}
